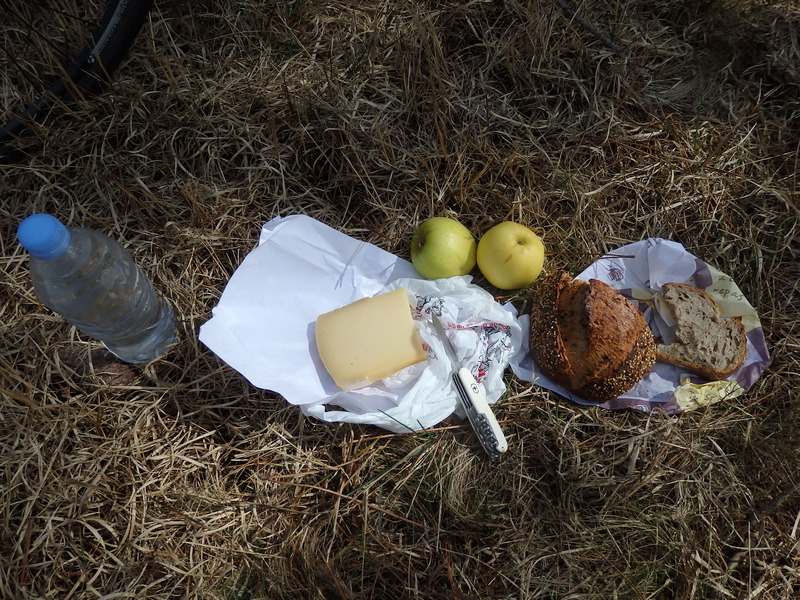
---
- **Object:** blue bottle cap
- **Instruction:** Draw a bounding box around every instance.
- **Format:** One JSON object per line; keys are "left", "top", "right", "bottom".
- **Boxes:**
{"left": 17, "top": 213, "right": 72, "bottom": 259}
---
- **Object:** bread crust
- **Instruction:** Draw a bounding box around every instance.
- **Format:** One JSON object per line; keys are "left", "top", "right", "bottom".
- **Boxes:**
{"left": 528, "top": 271, "right": 573, "bottom": 390}
{"left": 573, "top": 326, "right": 656, "bottom": 401}
{"left": 585, "top": 278, "right": 651, "bottom": 381}
{"left": 655, "top": 282, "right": 747, "bottom": 380}
{"left": 529, "top": 270, "right": 655, "bottom": 402}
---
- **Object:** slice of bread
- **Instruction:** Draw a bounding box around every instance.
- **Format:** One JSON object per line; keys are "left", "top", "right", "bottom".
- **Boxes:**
{"left": 655, "top": 283, "right": 746, "bottom": 380}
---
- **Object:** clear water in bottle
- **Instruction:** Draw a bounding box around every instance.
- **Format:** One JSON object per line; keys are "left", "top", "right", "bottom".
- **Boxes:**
{"left": 18, "top": 214, "right": 177, "bottom": 364}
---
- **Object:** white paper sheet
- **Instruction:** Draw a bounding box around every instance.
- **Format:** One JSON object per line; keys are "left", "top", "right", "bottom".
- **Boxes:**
{"left": 199, "top": 215, "right": 522, "bottom": 432}
{"left": 199, "top": 214, "right": 418, "bottom": 402}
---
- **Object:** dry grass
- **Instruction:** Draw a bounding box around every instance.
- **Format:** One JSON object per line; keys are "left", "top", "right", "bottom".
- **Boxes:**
{"left": 2, "top": 0, "right": 799, "bottom": 598}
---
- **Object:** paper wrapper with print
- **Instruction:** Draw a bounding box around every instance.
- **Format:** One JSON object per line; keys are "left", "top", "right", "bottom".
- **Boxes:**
{"left": 510, "top": 238, "right": 771, "bottom": 413}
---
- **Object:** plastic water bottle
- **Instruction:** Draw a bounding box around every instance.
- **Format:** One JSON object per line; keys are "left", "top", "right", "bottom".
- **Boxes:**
{"left": 17, "top": 213, "right": 178, "bottom": 364}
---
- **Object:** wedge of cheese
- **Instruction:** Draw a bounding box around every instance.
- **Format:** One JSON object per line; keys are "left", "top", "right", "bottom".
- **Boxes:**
{"left": 315, "top": 288, "right": 427, "bottom": 391}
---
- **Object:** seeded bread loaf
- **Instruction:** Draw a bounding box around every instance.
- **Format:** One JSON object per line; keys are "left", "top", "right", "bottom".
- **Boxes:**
{"left": 655, "top": 282, "right": 746, "bottom": 380}
{"left": 529, "top": 271, "right": 656, "bottom": 402}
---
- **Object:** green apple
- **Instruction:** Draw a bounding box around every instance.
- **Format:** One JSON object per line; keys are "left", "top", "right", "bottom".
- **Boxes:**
{"left": 410, "top": 217, "right": 477, "bottom": 279}
{"left": 476, "top": 221, "right": 545, "bottom": 290}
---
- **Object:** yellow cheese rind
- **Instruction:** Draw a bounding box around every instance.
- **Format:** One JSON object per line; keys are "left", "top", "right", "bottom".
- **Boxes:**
{"left": 315, "top": 288, "right": 427, "bottom": 391}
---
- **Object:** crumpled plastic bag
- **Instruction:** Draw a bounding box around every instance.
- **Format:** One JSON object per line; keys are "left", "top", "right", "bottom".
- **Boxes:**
{"left": 199, "top": 214, "right": 523, "bottom": 433}
{"left": 307, "top": 276, "right": 523, "bottom": 432}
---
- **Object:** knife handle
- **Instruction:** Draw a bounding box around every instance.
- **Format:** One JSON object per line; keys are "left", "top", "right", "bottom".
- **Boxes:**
{"left": 453, "top": 367, "right": 508, "bottom": 456}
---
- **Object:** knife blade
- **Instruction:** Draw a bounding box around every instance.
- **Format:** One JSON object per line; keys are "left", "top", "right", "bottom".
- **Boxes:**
{"left": 431, "top": 312, "right": 508, "bottom": 458}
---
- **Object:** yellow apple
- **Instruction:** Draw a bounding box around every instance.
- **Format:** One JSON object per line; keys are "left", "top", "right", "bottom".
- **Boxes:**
{"left": 476, "top": 222, "right": 545, "bottom": 289}
{"left": 410, "top": 217, "right": 477, "bottom": 279}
